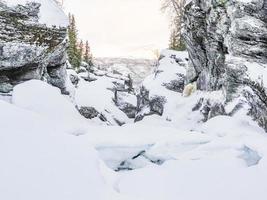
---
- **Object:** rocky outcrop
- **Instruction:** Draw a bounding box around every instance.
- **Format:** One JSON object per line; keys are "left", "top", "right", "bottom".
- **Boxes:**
{"left": 135, "top": 86, "right": 166, "bottom": 122}
{"left": 183, "top": 0, "right": 267, "bottom": 131}
{"left": 192, "top": 97, "right": 226, "bottom": 122}
{"left": 162, "top": 74, "right": 185, "bottom": 93}
{"left": 114, "top": 90, "right": 137, "bottom": 119}
{"left": 78, "top": 106, "right": 99, "bottom": 119}
{"left": 0, "top": 2, "right": 68, "bottom": 94}
{"left": 183, "top": 0, "right": 229, "bottom": 91}
{"left": 183, "top": 0, "right": 266, "bottom": 89}
{"left": 134, "top": 50, "right": 187, "bottom": 122}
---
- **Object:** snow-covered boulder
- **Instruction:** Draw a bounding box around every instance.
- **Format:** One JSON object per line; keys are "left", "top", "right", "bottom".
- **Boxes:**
{"left": 73, "top": 68, "right": 135, "bottom": 125}
{"left": 12, "top": 80, "right": 88, "bottom": 135}
{"left": 68, "top": 69, "right": 80, "bottom": 86}
{"left": 114, "top": 91, "right": 137, "bottom": 119}
{"left": 0, "top": 0, "right": 68, "bottom": 95}
{"left": 78, "top": 106, "right": 101, "bottom": 119}
{"left": 135, "top": 50, "right": 187, "bottom": 122}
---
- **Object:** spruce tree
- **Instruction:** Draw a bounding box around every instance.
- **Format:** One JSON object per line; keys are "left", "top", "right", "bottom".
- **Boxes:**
{"left": 67, "top": 14, "right": 82, "bottom": 70}
{"left": 84, "top": 40, "right": 93, "bottom": 66}
{"left": 78, "top": 40, "right": 84, "bottom": 64}
{"left": 169, "top": 26, "right": 186, "bottom": 51}
{"left": 162, "top": 0, "right": 186, "bottom": 51}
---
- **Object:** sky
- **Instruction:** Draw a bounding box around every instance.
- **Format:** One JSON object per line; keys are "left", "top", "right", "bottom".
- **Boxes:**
{"left": 64, "top": 0, "right": 170, "bottom": 58}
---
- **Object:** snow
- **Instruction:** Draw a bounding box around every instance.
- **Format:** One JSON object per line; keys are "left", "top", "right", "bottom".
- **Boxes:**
{"left": 12, "top": 80, "right": 88, "bottom": 135}
{"left": 4, "top": 0, "right": 68, "bottom": 27}
{"left": 75, "top": 77, "right": 132, "bottom": 125}
{"left": 0, "top": 100, "right": 138, "bottom": 200}
{"left": 1, "top": 50, "right": 267, "bottom": 200}
{"left": 118, "top": 159, "right": 267, "bottom": 200}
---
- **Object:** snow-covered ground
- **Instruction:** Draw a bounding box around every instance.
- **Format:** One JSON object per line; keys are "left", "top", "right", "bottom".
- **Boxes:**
{"left": 0, "top": 81, "right": 137, "bottom": 200}
{"left": 1, "top": 50, "right": 267, "bottom": 200}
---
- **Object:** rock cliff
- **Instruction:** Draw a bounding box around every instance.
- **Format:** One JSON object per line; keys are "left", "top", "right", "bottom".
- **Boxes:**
{"left": 183, "top": 0, "right": 267, "bottom": 131}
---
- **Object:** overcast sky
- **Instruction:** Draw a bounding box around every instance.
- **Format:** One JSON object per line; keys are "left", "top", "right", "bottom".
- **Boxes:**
{"left": 64, "top": 0, "right": 170, "bottom": 58}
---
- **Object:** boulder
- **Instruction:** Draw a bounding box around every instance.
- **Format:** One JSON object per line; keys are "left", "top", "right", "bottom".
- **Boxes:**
{"left": 114, "top": 90, "right": 137, "bottom": 119}
{"left": 192, "top": 97, "right": 226, "bottom": 122}
{"left": 162, "top": 74, "right": 185, "bottom": 93}
{"left": 78, "top": 106, "right": 99, "bottom": 119}
{"left": 0, "top": 2, "right": 68, "bottom": 94}
{"left": 135, "top": 86, "right": 166, "bottom": 122}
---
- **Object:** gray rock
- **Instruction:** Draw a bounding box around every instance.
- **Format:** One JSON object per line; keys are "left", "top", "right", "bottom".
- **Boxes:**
{"left": 69, "top": 74, "right": 80, "bottom": 86}
{"left": 0, "top": 82, "right": 13, "bottom": 93}
{"left": 82, "top": 76, "right": 97, "bottom": 82}
{"left": 78, "top": 106, "right": 99, "bottom": 119}
{"left": 0, "top": 2, "right": 68, "bottom": 93}
{"left": 149, "top": 96, "right": 166, "bottom": 116}
{"left": 77, "top": 66, "right": 87, "bottom": 74}
{"left": 183, "top": 0, "right": 267, "bottom": 131}
{"left": 114, "top": 90, "right": 137, "bottom": 119}
{"left": 183, "top": 0, "right": 229, "bottom": 91}
{"left": 193, "top": 98, "right": 226, "bottom": 122}
{"left": 162, "top": 74, "right": 185, "bottom": 93}
{"left": 135, "top": 86, "right": 166, "bottom": 122}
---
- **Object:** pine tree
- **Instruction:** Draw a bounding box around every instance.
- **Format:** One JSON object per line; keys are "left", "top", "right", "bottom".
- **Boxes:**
{"left": 169, "top": 29, "right": 177, "bottom": 50}
{"left": 169, "top": 26, "right": 186, "bottom": 51}
{"left": 67, "top": 14, "right": 82, "bottom": 70}
{"left": 162, "top": 0, "right": 186, "bottom": 51}
{"left": 84, "top": 40, "right": 93, "bottom": 66}
{"left": 78, "top": 40, "right": 84, "bottom": 63}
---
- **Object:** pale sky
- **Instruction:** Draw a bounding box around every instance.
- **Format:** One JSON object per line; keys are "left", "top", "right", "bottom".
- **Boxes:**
{"left": 64, "top": 0, "right": 170, "bottom": 58}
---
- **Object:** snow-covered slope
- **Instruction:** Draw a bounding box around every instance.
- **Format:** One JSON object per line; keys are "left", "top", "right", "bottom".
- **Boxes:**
{"left": 1, "top": 0, "right": 267, "bottom": 198}
{"left": 86, "top": 51, "right": 267, "bottom": 200}
{"left": 12, "top": 80, "right": 88, "bottom": 135}
{"left": 1, "top": 51, "right": 267, "bottom": 200}
{"left": 0, "top": 81, "right": 138, "bottom": 200}
{"left": 4, "top": 0, "right": 68, "bottom": 27}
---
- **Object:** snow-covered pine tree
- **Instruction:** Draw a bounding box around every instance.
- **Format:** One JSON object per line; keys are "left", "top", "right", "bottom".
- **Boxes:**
{"left": 84, "top": 40, "right": 93, "bottom": 66}
{"left": 169, "top": 25, "right": 186, "bottom": 51}
{"left": 78, "top": 40, "right": 84, "bottom": 63}
{"left": 67, "top": 14, "right": 82, "bottom": 70}
{"left": 162, "top": 0, "right": 186, "bottom": 51}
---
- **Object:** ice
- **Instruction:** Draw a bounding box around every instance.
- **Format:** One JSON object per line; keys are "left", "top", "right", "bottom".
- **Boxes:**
{"left": 239, "top": 146, "right": 262, "bottom": 167}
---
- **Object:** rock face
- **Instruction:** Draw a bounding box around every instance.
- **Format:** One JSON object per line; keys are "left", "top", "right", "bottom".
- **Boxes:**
{"left": 135, "top": 86, "right": 166, "bottom": 122}
{"left": 183, "top": 0, "right": 266, "bottom": 90}
{"left": 183, "top": 0, "right": 267, "bottom": 131}
{"left": 0, "top": 2, "right": 68, "bottom": 94}
{"left": 192, "top": 97, "right": 226, "bottom": 122}
{"left": 114, "top": 90, "right": 137, "bottom": 119}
